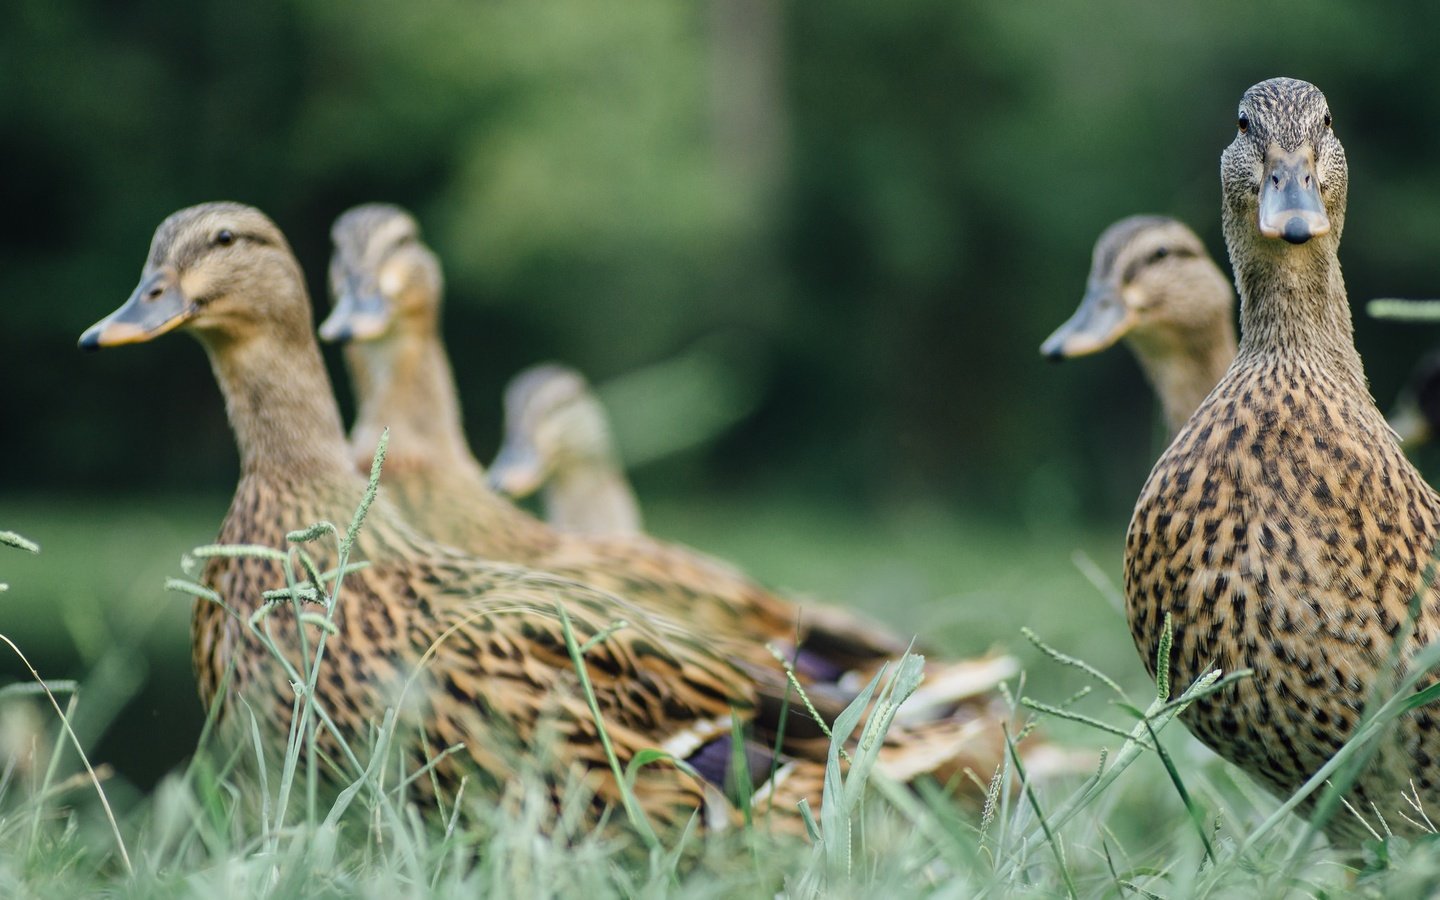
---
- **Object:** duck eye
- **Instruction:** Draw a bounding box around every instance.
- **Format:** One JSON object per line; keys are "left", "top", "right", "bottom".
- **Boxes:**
{"left": 1151, "top": 246, "right": 1170, "bottom": 262}
{"left": 1323, "top": 111, "right": 1332, "bottom": 129}
{"left": 215, "top": 229, "right": 236, "bottom": 247}
{"left": 1237, "top": 112, "right": 1249, "bottom": 133}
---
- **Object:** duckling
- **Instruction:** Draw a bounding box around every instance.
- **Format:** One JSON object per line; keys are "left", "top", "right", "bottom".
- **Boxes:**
{"left": 489, "top": 363, "right": 642, "bottom": 537}
{"left": 79, "top": 203, "right": 1031, "bottom": 834}
{"left": 1042, "top": 215, "right": 1236, "bottom": 437}
{"left": 321, "top": 204, "right": 1020, "bottom": 712}
{"left": 1126, "top": 78, "right": 1440, "bottom": 842}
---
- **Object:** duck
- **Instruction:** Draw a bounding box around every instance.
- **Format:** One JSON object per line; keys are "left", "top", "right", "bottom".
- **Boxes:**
{"left": 488, "top": 362, "right": 643, "bottom": 537}
{"left": 1125, "top": 78, "right": 1440, "bottom": 842}
{"left": 319, "top": 203, "right": 1023, "bottom": 719}
{"left": 76, "top": 202, "right": 1023, "bottom": 835}
{"left": 1041, "top": 215, "right": 1237, "bottom": 437}
{"left": 1383, "top": 350, "right": 1440, "bottom": 449}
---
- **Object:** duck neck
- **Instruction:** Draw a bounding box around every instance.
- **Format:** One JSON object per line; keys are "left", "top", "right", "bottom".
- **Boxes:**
{"left": 1132, "top": 321, "right": 1237, "bottom": 436}
{"left": 1233, "top": 239, "right": 1366, "bottom": 389}
{"left": 544, "top": 459, "right": 642, "bottom": 535}
{"left": 202, "top": 329, "right": 355, "bottom": 483}
{"left": 346, "top": 327, "right": 479, "bottom": 477}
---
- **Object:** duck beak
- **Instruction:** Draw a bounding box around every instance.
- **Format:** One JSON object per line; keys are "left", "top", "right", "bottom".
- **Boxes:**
{"left": 319, "top": 289, "right": 391, "bottom": 343}
{"left": 1040, "top": 282, "right": 1136, "bottom": 360}
{"left": 487, "top": 441, "right": 545, "bottom": 498}
{"left": 78, "top": 269, "right": 193, "bottom": 352}
{"left": 1258, "top": 147, "right": 1330, "bottom": 245}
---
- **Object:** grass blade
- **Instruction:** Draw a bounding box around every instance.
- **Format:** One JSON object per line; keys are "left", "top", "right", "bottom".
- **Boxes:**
{"left": 0, "top": 631, "right": 131, "bottom": 874}
{"left": 0, "top": 531, "right": 40, "bottom": 554}
{"left": 1006, "top": 724, "right": 1077, "bottom": 900}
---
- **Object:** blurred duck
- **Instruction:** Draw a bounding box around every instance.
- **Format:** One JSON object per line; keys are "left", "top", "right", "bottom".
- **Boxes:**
{"left": 321, "top": 204, "right": 1028, "bottom": 731}
{"left": 1041, "top": 215, "right": 1236, "bottom": 436}
{"left": 1126, "top": 78, "right": 1440, "bottom": 842}
{"left": 0, "top": 699, "right": 50, "bottom": 785}
{"left": 78, "top": 202, "right": 1027, "bottom": 833}
{"left": 1366, "top": 301, "right": 1440, "bottom": 449}
{"left": 1384, "top": 350, "right": 1440, "bottom": 449}
{"left": 489, "top": 363, "right": 643, "bottom": 537}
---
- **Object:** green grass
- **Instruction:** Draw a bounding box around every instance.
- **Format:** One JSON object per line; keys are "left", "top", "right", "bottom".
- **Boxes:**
{"left": 3, "top": 488, "right": 1440, "bottom": 896}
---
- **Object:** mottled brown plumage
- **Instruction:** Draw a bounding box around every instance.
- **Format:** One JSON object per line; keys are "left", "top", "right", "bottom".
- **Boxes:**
{"left": 1125, "top": 78, "right": 1440, "bottom": 842}
{"left": 78, "top": 203, "right": 766, "bottom": 831}
{"left": 1043, "top": 216, "right": 1237, "bottom": 436}
{"left": 320, "top": 203, "right": 1019, "bottom": 702}
{"left": 80, "top": 202, "right": 1016, "bottom": 836}
{"left": 319, "top": 204, "right": 1076, "bottom": 801}
{"left": 81, "top": 203, "right": 1057, "bottom": 838}
{"left": 490, "top": 363, "right": 643, "bottom": 537}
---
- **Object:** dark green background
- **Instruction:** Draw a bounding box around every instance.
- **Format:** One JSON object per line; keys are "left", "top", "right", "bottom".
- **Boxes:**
{"left": 7, "top": 1, "right": 1440, "bottom": 515}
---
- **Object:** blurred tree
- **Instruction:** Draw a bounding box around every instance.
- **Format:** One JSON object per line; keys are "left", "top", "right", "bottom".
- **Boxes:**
{"left": 3, "top": 0, "right": 1440, "bottom": 521}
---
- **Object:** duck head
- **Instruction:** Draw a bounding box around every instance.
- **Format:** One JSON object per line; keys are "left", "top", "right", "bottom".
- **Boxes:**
{"left": 319, "top": 203, "right": 443, "bottom": 344}
{"left": 80, "top": 202, "right": 309, "bottom": 351}
{"left": 1222, "top": 78, "right": 1347, "bottom": 258}
{"left": 1042, "top": 216, "right": 1233, "bottom": 360}
{"left": 489, "top": 364, "right": 611, "bottom": 498}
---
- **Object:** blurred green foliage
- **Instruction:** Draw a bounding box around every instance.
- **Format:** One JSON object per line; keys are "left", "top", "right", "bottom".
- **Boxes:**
{"left": 5, "top": 0, "right": 1440, "bottom": 519}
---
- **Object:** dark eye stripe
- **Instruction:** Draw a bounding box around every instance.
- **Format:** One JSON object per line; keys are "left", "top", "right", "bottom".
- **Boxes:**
{"left": 217, "top": 230, "right": 272, "bottom": 249}
{"left": 380, "top": 233, "right": 417, "bottom": 259}
{"left": 1121, "top": 245, "right": 1198, "bottom": 284}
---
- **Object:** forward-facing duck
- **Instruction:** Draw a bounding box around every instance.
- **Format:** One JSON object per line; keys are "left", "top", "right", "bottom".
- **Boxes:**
{"left": 1126, "top": 78, "right": 1440, "bottom": 842}
{"left": 1042, "top": 215, "right": 1236, "bottom": 437}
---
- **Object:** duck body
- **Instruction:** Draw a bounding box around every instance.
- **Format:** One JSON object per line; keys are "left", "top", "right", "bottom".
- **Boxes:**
{"left": 324, "top": 205, "right": 941, "bottom": 679}
{"left": 319, "top": 204, "right": 1057, "bottom": 796}
{"left": 1125, "top": 78, "right": 1440, "bottom": 841}
{"left": 1128, "top": 352, "right": 1438, "bottom": 830}
{"left": 197, "top": 470, "right": 743, "bottom": 827}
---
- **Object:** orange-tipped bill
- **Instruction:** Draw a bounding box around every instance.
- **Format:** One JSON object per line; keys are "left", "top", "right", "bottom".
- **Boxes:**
{"left": 488, "top": 440, "right": 546, "bottom": 498}
{"left": 1040, "top": 283, "right": 1136, "bottom": 360}
{"left": 78, "top": 269, "right": 193, "bottom": 351}
{"left": 318, "top": 289, "right": 391, "bottom": 343}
